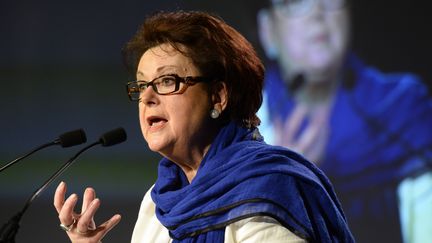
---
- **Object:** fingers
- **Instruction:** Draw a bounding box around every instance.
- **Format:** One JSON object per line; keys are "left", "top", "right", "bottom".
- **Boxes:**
{"left": 273, "top": 118, "right": 285, "bottom": 145}
{"left": 292, "top": 107, "right": 330, "bottom": 163}
{"left": 54, "top": 182, "right": 120, "bottom": 242}
{"left": 54, "top": 181, "right": 67, "bottom": 214}
{"left": 306, "top": 127, "right": 329, "bottom": 164}
{"left": 58, "top": 193, "right": 79, "bottom": 226}
{"left": 93, "top": 214, "right": 122, "bottom": 239}
{"left": 82, "top": 187, "right": 96, "bottom": 214}
{"left": 75, "top": 214, "right": 121, "bottom": 241}
{"left": 83, "top": 188, "right": 97, "bottom": 230}
{"left": 76, "top": 198, "right": 100, "bottom": 233}
{"left": 275, "top": 104, "right": 330, "bottom": 163}
{"left": 296, "top": 118, "right": 324, "bottom": 152}
{"left": 284, "top": 104, "right": 308, "bottom": 144}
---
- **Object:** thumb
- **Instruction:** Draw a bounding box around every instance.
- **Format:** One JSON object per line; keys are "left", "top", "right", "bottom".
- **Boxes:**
{"left": 94, "top": 214, "right": 122, "bottom": 240}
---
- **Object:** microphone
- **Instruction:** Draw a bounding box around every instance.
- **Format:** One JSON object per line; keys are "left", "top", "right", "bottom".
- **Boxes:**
{"left": 0, "top": 127, "right": 127, "bottom": 243}
{"left": 0, "top": 129, "right": 87, "bottom": 173}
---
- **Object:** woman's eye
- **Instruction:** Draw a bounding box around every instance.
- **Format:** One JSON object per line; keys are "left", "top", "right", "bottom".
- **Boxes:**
{"left": 160, "top": 77, "right": 176, "bottom": 86}
{"left": 138, "top": 82, "right": 148, "bottom": 91}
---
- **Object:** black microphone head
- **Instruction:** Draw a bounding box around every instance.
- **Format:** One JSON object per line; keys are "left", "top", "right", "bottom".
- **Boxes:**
{"left": 99, "top": 127, "right": 127, "bottom": 147}
{"left": 58, "top": 129, "right": 87, "bottom": 147}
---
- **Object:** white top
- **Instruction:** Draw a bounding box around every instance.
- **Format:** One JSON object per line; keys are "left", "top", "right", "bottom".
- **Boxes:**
{"left": 131, "top": 187, "right": 306, "bottom": 243}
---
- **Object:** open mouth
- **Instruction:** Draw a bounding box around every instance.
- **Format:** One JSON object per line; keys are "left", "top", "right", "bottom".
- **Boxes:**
{"left": 147, "top": 116, "right": 167, "bottom": 127}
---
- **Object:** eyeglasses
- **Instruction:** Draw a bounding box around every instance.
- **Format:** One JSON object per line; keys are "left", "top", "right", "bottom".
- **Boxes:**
{"left": 271, "top": 0, "right": 348, "bottom": 17}
{"left": 126, "top": 74, "right": 210, "bottom": 101}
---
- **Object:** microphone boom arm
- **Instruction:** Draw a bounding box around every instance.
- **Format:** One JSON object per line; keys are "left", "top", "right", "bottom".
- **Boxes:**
{"left": 0, "top": 142, "right": 57, "bottom": 173}
{"left": 0, "top": 127, "right": 126, "bottom": 243}
{"left": 0, "top": 141, "right": 100, "bottom": 243}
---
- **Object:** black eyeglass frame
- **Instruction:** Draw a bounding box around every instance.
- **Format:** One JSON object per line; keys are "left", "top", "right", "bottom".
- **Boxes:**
{"left": 126, "top": 74, "right": 211, "bottom": 101}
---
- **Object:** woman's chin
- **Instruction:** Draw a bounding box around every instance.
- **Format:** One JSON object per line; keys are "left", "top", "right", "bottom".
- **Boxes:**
{"left": 309, "top": 53, "right": 332, "bottom": 67}
{"left": 146, "top": 140, "right": 167, "bottom": 154}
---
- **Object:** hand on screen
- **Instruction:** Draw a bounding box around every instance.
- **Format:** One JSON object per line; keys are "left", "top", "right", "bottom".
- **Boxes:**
{"left": 274, "top": 104, "right": 330, "bottom": 164}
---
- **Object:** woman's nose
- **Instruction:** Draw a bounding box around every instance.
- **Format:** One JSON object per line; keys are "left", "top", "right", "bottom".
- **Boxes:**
{"left": 140, "top": 85, "right": 159, "bottom": 106}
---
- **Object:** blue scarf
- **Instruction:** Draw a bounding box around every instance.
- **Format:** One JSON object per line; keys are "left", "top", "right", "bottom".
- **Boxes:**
{"left": 151, "top": 122, "right": 354, "bottom": 242}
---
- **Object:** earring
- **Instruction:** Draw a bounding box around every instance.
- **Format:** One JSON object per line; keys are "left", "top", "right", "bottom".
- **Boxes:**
{"left": 210, "top": 109, "right": 220, "bottom": 119}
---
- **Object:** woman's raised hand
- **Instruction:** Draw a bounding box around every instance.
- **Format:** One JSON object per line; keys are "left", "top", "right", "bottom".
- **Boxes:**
{"left": 54, "top": 181, "right": 121, "bottom": 243}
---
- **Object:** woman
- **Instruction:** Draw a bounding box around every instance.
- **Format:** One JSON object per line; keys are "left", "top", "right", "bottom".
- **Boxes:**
{"left": 257, "top": 0, "right": 432, "bottom": 242}
{"left": 54, "top": 10, "right": 354, "bottom": 242}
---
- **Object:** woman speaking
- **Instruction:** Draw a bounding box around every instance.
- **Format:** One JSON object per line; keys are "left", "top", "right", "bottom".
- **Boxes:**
{"left": 53, "top": 10, "right": 354, "bottom": 243}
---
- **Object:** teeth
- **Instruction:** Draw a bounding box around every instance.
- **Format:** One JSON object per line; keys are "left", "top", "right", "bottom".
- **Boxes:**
{"left": 150, "top": 120, "right": 163, "bottom": 127}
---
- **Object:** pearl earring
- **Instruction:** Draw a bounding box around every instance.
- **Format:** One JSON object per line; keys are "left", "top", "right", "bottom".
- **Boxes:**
{"left": 210, "top": 109, "right": 220, "bottom": 119}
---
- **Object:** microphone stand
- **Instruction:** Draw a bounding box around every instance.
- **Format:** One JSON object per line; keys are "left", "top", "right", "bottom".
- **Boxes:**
{"left": 0, "top": 141, "right": 57, "bottom": 173}
{"left": 1, "top": 129, "right": 86, "bottom": 173}
{"left": 0, "top": 141, "right": 100, "bottom": 243}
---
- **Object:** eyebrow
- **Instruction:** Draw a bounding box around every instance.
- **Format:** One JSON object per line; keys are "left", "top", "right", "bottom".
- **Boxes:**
{"left": 136, "top": 65, "right": 179, "bottom": 79}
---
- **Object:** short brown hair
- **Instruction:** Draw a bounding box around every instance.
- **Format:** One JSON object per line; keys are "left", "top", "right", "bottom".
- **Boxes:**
{"left": 122, "top": 10, "right": 264, "bottom": 127}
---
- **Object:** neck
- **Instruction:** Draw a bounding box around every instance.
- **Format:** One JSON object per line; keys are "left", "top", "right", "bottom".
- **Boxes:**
{"left": 296, "top": 78, "right": 337, "bottom": 106}
{"left": 164, "top": 144, "right": 210, "bottom": 183}
{"left": 284, "top": 57, "right": 345, "bottom": 107}
{"left": 288, "top": 64, "right": 341, "bottom": 107}
{"left": 181, "top": 166, "right": 200, "bottom": 183}
{"left": 161, "top": 123, "right": 220, "bottom": 183}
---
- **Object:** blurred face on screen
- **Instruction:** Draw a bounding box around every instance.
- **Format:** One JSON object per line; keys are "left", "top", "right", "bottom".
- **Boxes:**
{"left": 259, "top": 0, "right": 350, "bottom": 83}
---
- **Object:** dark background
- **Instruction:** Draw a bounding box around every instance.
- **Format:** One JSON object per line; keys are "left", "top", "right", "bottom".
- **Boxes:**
{"left": 0, "top": 1, "right": 430, "bottom": 242}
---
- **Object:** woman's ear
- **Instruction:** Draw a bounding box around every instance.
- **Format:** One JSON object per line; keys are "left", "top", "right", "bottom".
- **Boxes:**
{"left": 257, "top": 9, "right": 278, "bottom": 60}
{"left": 211, "top": 81, "right": 228, "bottom": 112}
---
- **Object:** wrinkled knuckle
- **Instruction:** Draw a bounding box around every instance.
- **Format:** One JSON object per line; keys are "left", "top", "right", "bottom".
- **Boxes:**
{"left": 76, "top": 220, "right": 87, "bottom": 229}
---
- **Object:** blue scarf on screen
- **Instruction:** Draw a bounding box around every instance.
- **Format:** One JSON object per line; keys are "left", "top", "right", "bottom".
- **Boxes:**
{"left": 151, "top": 122, "right": 354, "bottom": 242}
